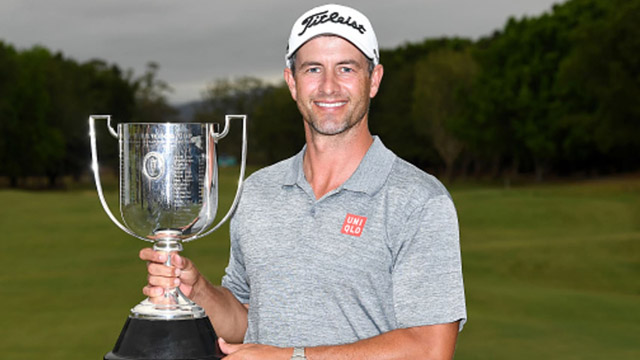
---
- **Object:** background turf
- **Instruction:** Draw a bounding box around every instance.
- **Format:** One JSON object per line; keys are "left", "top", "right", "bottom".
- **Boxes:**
{"left": 1, "top": 169, "right": 638, "bottom": 359}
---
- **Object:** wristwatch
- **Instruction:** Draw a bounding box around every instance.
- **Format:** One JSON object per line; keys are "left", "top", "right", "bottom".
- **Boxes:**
{"left": 291, "top": 347, "right": 307, "bottom": 359}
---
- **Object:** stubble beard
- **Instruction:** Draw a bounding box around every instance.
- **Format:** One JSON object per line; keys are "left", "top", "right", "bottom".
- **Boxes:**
{"left": 302, "top": 98, "right": 370, "bottom": 137}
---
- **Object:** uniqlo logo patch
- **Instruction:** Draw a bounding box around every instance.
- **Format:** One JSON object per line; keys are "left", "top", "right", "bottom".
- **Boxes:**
{"left": 341, "top": 213, "right": 367, "bottom": 237}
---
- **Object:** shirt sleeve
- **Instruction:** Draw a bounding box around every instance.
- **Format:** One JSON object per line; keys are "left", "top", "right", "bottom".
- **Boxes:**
{"left": 391, "top": 194, "right": 467, "bottom": 331}
{"left": 221, "top": 215, "right": 251, "bottom": 304}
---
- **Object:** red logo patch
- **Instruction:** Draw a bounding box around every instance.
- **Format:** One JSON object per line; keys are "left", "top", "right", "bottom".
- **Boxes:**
{"left": 341, "top": 213, "right": 367, "bottom": 237}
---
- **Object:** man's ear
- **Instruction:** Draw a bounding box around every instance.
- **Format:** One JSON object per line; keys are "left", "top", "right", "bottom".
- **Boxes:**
{"left": 284, "top": 67, "right": 298, "bottom": 101}
{"left": 369, "top": 64, "right": 384, "bottom": 98}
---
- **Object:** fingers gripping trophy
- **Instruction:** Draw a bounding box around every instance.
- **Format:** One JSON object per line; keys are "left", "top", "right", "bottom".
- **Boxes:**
{"left": 89, "top": 115, "right": 247, "bottom": 360}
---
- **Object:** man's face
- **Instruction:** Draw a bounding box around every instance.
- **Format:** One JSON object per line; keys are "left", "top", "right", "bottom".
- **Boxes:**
{"left": 284, "top": 36, "right": 383, "bottom": 137}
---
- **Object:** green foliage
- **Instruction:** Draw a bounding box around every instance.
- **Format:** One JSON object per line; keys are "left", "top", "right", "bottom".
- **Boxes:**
{"left": 196, "top": 77, "right": 304, "bottom": 165}
{"left": 0, "top": 43, "right": 162, "bottom": 187}
{"left": 1, "top": 0, "right": 639, "bottom": 185}
{"left": 464, "top": 0, "right": 640, "bottom": 179}
{"left": 252, "top": 83, "right": 305, "bottom": 164}
{"left": 554, "top": 0, "right": 640, "bottom": 170}
{"left": 468, "top": 10, "right": 571, "bottom": 178}
{"left": 132, "top": 61, "right": 178, "bottom": 123}
{"left": 0, "top": 46, "right": 65, "bottom": 185}
{"left": 412, "top": 48, "right": 478, "bottom": 180}
{"left": 371, "top": 38, "right": 473, "bottom": 170}
{"left": 192, "top": 0, "right": 639, "bottom": 179}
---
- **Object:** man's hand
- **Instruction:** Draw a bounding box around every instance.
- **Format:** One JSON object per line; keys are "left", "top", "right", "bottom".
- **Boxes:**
{"left": 218, "top": 338, "right": 291, "bottom": 360}
{"left": 139, "top": 248, "right": 201, "bottom": 301}
{"left": 216, "top": 322, "right": 459, "bottom": 360}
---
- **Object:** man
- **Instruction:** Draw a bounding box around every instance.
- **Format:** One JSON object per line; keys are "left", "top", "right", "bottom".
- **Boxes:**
{"left": 141, "top": 4, "right": 466, "bottom": 359}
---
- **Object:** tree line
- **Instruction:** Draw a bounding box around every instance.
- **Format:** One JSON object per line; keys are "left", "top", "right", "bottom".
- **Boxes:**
{"left": 195, "top": 0, "right": 640, "bottom": 182}
{"left": 1, "top": 0, "right": 638, "bottom": 188}
{"left": 0, "top": 43, "right": 175, "bottom": 187}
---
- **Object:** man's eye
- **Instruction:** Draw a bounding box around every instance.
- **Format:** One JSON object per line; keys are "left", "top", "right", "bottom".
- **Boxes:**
{"left": 307, "top": 67, "right": 321, "bottom": 73}
{"left": 340, "top": 67, "right": 354, "bottom": 73}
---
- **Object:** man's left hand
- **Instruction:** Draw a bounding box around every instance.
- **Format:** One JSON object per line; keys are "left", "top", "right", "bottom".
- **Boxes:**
{"left": 219, "top": 338, "right": 291, "bottom": 359}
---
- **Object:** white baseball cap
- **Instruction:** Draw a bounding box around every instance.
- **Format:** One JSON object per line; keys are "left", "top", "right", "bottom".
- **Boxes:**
{"left": 285, "top": 4, "right": 380, "bottom": 68}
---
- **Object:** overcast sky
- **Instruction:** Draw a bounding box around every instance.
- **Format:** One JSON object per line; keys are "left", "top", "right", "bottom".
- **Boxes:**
{"left": 0, "top": 0, "right": 560, "bottom": 104}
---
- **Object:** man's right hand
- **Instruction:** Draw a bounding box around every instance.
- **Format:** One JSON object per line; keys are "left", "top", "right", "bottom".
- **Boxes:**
{"left": 139, "top": 248, "right": 201, "bottom": 301}
{"left": 139, "top": 247, "right": 249, "bottom": 343}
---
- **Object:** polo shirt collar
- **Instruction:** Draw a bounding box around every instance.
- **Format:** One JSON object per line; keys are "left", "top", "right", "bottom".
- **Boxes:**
{"left": 283, "top": 146, "right": 305, "bottom": 186}
{"left": 283, "top": 136, "right": 396, "bottom": 196}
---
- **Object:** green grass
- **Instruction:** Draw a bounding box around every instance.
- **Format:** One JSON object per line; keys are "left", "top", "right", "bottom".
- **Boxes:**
{"left": 1, "top": 170, "right": 638, "bottom": 359}
{"left": 453, "top": 177, "right": 640, "bottom": 359}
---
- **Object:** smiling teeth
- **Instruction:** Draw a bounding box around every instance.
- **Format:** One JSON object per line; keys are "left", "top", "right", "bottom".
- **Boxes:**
{"left": 317, "top": 102, "right": 346, "bottom": 108}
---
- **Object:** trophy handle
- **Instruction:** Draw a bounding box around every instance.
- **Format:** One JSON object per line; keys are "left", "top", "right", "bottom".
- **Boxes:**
{"left": 89, "top": 115, "right": 151, "bottom": 242}
{"left": 186, "top": 114, "right": 248, "bottom": 242}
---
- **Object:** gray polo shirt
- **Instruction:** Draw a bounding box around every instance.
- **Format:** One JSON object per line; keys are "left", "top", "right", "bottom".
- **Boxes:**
{"left": 222, "top": 137, "right": 466, "bottom": 347}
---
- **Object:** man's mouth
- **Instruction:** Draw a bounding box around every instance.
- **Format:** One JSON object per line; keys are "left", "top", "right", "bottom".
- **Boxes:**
{"left": 315, "top": 101, "right": 347, "bottom": 108}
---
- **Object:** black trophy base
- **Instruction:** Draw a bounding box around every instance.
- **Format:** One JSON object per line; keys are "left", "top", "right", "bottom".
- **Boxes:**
{"left": 104, "top": 316, "right": 223, "bottom": 360}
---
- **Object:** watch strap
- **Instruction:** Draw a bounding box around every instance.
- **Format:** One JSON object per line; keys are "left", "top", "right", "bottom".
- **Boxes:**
{"left": 291, "top": 347, "right": 306, "bottom": 359}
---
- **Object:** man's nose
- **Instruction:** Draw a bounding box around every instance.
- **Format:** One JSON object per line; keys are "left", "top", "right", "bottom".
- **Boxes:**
{"left": 319, "top": 71, "right": 340, "bottom": 95}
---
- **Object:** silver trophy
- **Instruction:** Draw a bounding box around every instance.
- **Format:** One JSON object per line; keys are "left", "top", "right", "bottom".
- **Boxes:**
{"left": 89, "top": 115, "right": 247, "bottom": 360}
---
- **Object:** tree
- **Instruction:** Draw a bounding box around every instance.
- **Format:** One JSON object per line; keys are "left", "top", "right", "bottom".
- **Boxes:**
{"left": 252, "top": 83, "right": 304, "bottom": 164}
{"left": 132, "top": 62, "right": 178, "bottom": 123}
{"left": 371, "top": 39, "right": 471, "bottom": 170}
{"left": 8, "top": 46, "right": 66, "bottom": 186}
{"left": 412, "top": 48, "right": 478, "bottom": 181}
{"left": 0, "top": 43, "right": 138, "bottom": 187}
{"left": 196, "top": 77, "right": 269, "bottom": 165}
{"left": 467, "top": 15, "right": 564, "bottom": 181}
{"left": 554, "top": 0, "right": 640, "bottom": 173}
{"left": 0, "top": 42, "right": 21, "bottom": 186}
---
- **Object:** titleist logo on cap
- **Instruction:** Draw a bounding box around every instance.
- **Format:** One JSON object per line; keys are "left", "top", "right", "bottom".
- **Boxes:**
{"left": 298, "top": 10, "right": 367, "bottom": 36}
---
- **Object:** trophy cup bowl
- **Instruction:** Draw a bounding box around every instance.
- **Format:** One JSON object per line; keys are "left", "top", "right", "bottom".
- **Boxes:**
{"left": 89, "top": 115, "right": 247, "bottom": 360}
